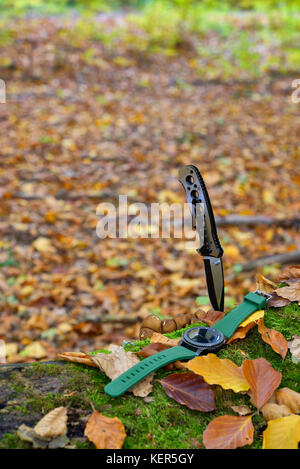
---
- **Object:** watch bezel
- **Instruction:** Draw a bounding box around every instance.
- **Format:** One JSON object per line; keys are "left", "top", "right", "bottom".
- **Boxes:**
{"left": 180, "top": 326, "right": 225, "bottom": 354}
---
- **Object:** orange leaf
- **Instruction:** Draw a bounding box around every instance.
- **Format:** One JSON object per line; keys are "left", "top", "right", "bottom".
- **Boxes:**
{"left": 257, "top": 319, "right": 288, "bottom": 359}
{"left": 241, "top": 358, "right": 282, "bottom": 409}
{"left": 84, "top": 411, "right": 126, "bottom": 449}
{"left": 203, "top": 415, "right": 254, "bottom": 449}
{"left": 57, "top": 351, "right": 96, "bottom": 367}
{"left": 186, "top": 354, "right": 249, "bottom": 392}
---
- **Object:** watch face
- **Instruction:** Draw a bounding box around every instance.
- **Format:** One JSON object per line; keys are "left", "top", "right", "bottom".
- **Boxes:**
{"left": 182, "top": 327, "right": 225, "bottom": 352}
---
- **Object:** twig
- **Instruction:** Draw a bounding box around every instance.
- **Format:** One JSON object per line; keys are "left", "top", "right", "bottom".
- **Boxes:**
{"left": 230, "top": 249, "right": 300, "bottom": 275}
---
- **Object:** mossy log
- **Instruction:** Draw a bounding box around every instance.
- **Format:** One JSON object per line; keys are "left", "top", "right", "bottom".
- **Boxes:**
{"left": 0, "top": 303, "right": 299, "bottom": 449}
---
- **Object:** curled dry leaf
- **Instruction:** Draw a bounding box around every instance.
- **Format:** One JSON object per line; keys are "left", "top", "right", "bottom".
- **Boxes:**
{"left": 192, "top": 309, "right": 225, "bottom": 327}
{"left": 160, "top": 372, "right": 216, "bottom": 412}
{"left": 34, "top": 407, "right": 67, "bottom": 440}
{"left": 241, "top": 358, "right": 282, "bottom": 410}
{"left": 57, "top": 351, "right": 96, "bottom": 367}
{"left": 255, "top": 274, "right": 277, "bottom": 294}
{"left": 275, "top": 387, "right": 300, "bottom": 414}
{"left": 149, "top": 332, "right": 180, "bottom": 347}
{"left": 231, "top": 405, "right": 252, "bottom": 416}
{"left": 203, "top": 415, "right": 254, "bottom": 449}
{"left": 267, "top": 292, "right": 291, "bottom": 308}
{"left": 227, "top": 310, "right": 264, "bottom": 344}
{"left": 262, "top": 415, "right": 300, "bottom": 449}
{"left": 84, "top": 410, "right": 126, "bottom": 449}
{"left": 261, "top": 403, "right": 291, "bottom": 421}
{"left": 91, "top": 345, "right": 153, "bottom": 397}
{"left": 275, "top": 283, "right": 300, "bottom": 304}
{"left": 186, "top": 354, "right": 249, "bottom": 392}
{"left": 277, "top": 265, "right": 300, "bottom": 283}
{"left": 257, "top": 318, "right": 288, "bottom": 359}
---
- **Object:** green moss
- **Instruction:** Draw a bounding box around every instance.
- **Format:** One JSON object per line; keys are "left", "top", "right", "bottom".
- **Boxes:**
{"left": 0, "top": 303, "right": 299, "bottom": 449}
{"left": 0, "top": 432, "right": 31, "bottom": 449}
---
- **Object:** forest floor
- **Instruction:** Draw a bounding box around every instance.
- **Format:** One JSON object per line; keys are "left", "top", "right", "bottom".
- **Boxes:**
{"left": 0, "top": 12, "right": 299, "bottom": 363}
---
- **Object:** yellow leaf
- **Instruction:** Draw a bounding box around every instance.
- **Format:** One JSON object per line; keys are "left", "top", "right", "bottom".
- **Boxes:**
{"left": 32, "top": 237, "right": 54, "bottom": 253}
{"left": 186, "top": 354, "right": 249, "bottom": 392}
{"left": 262, "top": 415, "right": 300, "bottom": 449}
{"left": 239, "top": 310, "right": 264, "bottom": 328}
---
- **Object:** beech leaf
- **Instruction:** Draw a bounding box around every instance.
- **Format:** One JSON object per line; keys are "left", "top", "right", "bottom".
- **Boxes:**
{"left": 241, "top": 358, "right": 282, "bottom": 409}
{"left": 57, "top": 351, "right": 97, "bottom": 367}
{"left": 275, "top": 283, "right": 300, "bottom": 304}
{"left": 34, "top": 407, "right": 67, "bottom": 439}
{"left": 257, "top": 318, "right": 288, "bottom": 359}
{"left": 262, "top": 415, "right": 300, "bottom": 449}
{"left": 203, "top": 415, "right": 254, "bottom": 449}
{"left": 160, "top": 371, "right": 216, "bottom": 412}
{"left": 186, "top": 354, "right": 249, "bottom": 392}
{"left": 84, "top": 410, "right": 126, "bottom": 449}
{"left": 275, "top": 387, "right": 300, "bottom": 414}
{"left": 261, "top": 403, "right": 291, "bottom": 421}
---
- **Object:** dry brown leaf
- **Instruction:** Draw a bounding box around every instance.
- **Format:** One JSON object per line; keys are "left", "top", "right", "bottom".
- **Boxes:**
{"left": 186, "top": 354, "right": 249, "bottom": 392}
{"left": 267, "top": 292, "right": 291, "bottom": 308}
{"left": 277, "top": 265, "right": 300, "bottom": 282}
{"left": 261, "top": 403, "right": 292, "bottom": 421}
{"left": 257, "top": 318, "right": 288, "bottom": 359}
{"left": 57, "top": 351, "right": 97, "bottom": 367}
{"left": 34, "top": 407, "right": 67, "bottom": 439}
{"left": 149, "top": 332, "right": 180, "bottom": 347}
{"left": 84, "top": 410, "right": 126, "bottom": 449}
{"left": 231, "top": 405, "right": 252, "bottom": 416}
{"left": 275, "top": 283, "right": 300, "bottom": 304}
{"left": 203, "top": 415, "right": 254, "bottom": 449}
{"left": 91, "top": 345, "right": 153, "bottom": 397}
{"left": 241, "top": 358, "right": 282, "bottom": 409}
{"left": 192, "top": 309, "right": 225, "bottom": 326}
{"left": 262, "top": 415, "right": 300, "bottom": 449}
{"left": 287, "top": 335, "right": 300, "bottom": 364}
{"left": 256, "top": 274, "right": 277, "bottom": 294}
{"left": 275, "top": 387, "right": 300, "bottom": 414}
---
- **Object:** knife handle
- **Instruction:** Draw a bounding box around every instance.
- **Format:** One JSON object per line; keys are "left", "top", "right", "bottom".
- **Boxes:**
{"left": 179, "top": 165, "right": 223, "bottom": 258}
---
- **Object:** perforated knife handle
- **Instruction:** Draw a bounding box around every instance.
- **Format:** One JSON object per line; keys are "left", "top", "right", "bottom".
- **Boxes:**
{"left": 178, "top": 165, "right": 223, "bottom": 258}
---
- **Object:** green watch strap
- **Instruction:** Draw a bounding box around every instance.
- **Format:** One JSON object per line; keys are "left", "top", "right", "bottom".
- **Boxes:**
{"left": 213, "top": 292, "right": 267, "bottom": 339}
{"left": 104, "top": 345, "right": 196, "bottom": 398}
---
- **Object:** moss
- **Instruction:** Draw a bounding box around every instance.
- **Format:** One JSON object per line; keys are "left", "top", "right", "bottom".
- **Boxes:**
{"left": 0, "top": 432, "right": 32, "bottom": 449}
{"left": 0, "top": 303, "right": 299, "bottom": 449}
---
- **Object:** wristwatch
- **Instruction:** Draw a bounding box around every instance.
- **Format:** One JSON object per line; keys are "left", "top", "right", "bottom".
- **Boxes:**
{"left": 104, "top": 292, "right": 268, "bottom": 398}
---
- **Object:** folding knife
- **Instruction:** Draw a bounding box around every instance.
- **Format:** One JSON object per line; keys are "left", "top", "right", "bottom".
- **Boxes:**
{"left": 178, "top": 165, "right": 224, "bottom": 311}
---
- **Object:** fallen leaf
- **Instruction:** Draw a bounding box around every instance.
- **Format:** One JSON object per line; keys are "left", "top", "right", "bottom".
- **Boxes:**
{"left": 256, "top": 274, "right": 277, "bottom": 294}
{"left": 261, "top": 403, "right": 291, "bottom": 421}
{"left": 193, "top": 308, "right": 225, "bottom": 326}
{"left": 275, "top": 387, "right": 300, "bottom": 414}
{"left": 275, "top": 283, "right": 300, "bottom": 304}
{"left": 91, "top": 345, "right": 153, "bottom": 397}
{"left": 277, "top": 265, "right": 300, "bottom": 282}
{"left": 32, "top": 236, "right": 55, "bottom": 253}
{"left": 287, "top": 335, "right": 300, "bottom": 364}
{"left": 34, "top": 407, "right": 67, "bottom": 439}
{"left": 149, "top": 332, "right": 180, "bottom": 347}
{"left": 20, "top": 341, "right": 47, "bottom": 359}
{"left": 57, "top": 351, "right": 97, "bottom": 367}
{"left": 241, "top": 358, "right": 282, "bottom": 409}
{"left": 227, "top": 310, "right": 264, "bottom": 344}
{"left": 84, "top": 410, "right": 126, "bottom": 449}
{"left": 267, "top": 292, "right": 291, "bottom": 308}
{"left": 257, "top": 318, "right": 288, "bottom": 359}
{"left": 262, "top": 415, "right": 300, "bottom": 449}
{"left": 231, "top": 405, "right": 252, "bottom": 416}
{"left": 160, "top": 372, "right": 216, "bottom": 412}
{"left": 186, "top": 354, "right": 249, "bottom": 392}
{"left": 203, "top": 415, "right": 254, "bottom": 449}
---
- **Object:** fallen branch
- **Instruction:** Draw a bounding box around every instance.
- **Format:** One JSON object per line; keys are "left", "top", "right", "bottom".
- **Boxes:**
{"left": 231, "top": 249, "right": 300, "bottom": 275}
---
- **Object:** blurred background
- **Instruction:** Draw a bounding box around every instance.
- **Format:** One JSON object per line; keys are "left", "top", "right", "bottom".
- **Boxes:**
{"left": 0, "top": 0, "right": 299, "bottom": 362}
